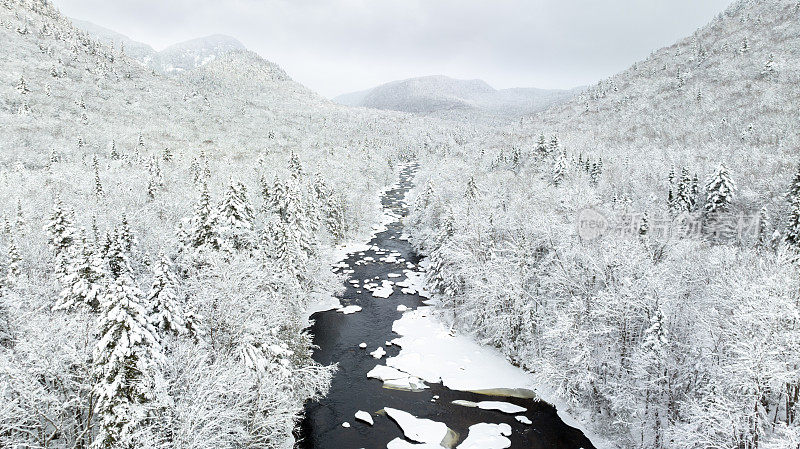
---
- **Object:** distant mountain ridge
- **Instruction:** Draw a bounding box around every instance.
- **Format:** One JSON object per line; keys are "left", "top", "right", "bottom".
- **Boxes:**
{"left": 334, "top": 75, "right": 583, "bottom": 121}
{"left": 71, "top": 19, "right": 245, "bottom": 74}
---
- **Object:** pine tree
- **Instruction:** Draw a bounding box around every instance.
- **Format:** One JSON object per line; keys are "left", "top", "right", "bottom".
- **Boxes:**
{"left": 16, "top": 75, "right": 29, "bottom": 94}
{"left": 761, "top": 54, "right": 776, "bottom": 78}
{"left": 14, "top": 199, "right": 24, "bottom": 235}
{"left": 739, "top": 37, "right": 749, "bottom": 54}
{"left": 289, "top": 152, "right": 304, "bottom": 180}
{"left": 465, "top": 176, "right": 478, "bottom": 199}
{"left": 705, "top": 164, "right": 736, "bottom": 216}
{"left": 146, "top": 253, "right": 186, "bottom": 336}
{"left": 93, "top": 272, "right": 160, "bottom": 448}
{"left": 757, "top": 206, "right": 770, "bottom": 248}
{"left": 548, "top": 135, "right": 560, "bottom": 154}
{"left": 217, "top": 182, "right": 255, "bottom": 251}
{"left": 6, "top": 237, "right": 20, "bottom": 284}
{"left": 535, "top": 134, "right": 548, "bottom": 154}
{"left": 690, "top": 174, "right": 700, "bottom": 211}
{"left": 109, "top": 140, "right": 119, "bottom": 160}
{"left": 590, "top": 163, "right": 601, "bottom": 186}
{"left": 46, "top": 198, "right": 77, "bottom": 262}
{"left": 676, "top": 167, "right": 694, "bottom": 213}
{"left": 180, "top": 183, "right": 222, "bottom": 253}
{"left": 106, "top": 230, "right": 132, "bottom": 280}
{"left": 553, "top": 152, "right": 568, "bottom": 186}
{"left": 119, "top": 214, "right": 135, "bottom": 252}
{"left": 93, "top": 156, "right": 103, "bottom": 198}
{"left": 54, "top": 234, "right": 106, "bottom": 311}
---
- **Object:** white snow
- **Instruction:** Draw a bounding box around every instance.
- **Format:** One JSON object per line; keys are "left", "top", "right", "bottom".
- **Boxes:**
{"left": 388, "top": 273, "right": 402, "bottom": 278}
{"left": 397, "top": 270, "right": 430, "bottom": 298}
{"left": 386, "top": 307, "right": 536, "bottom": 393}
{"left": 304, "top": 292, "right": 341, "bottom": 322}
{"left": 367, "top": 365, "right": 428, "bottom": 391}
{"left": 337, "top": 305, "right": 362, "bottom": 315}
{"left": 372, "top": 280, "right": 395, "bottom": 298}
{"left": 341, "top": 422, "right": 351, "bottom": 428}
{"left": 359, "top": 342, "right": 367, "bottom": 348}
{"left": 355, "top": 410, "right": 374, "bottom": 425}
{"left": 397, "top": 304, "right": 409, "bottom": 312}
{"left": 515, "top": 416, "right": 532, "bottom": 425}
{"left": 456, "top": 423, "right": 512, "bottom": 449}
{"left": 384, "top": 407, "right": 448, "bottom": 445}
{"left": 370, "top": 347, "right": 387, "bottom": 359}
{"left": 451, "top": 400, "right": 526, "bottom": 414}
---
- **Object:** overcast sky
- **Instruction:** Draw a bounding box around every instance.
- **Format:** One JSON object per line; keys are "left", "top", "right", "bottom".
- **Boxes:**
{"left": 52, "top": 0, "right": 734, "bottom": 98}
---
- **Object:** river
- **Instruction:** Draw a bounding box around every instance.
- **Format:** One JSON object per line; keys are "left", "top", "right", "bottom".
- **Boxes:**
{"left": 297, "top": 164, "right": 595, "bottom": 449}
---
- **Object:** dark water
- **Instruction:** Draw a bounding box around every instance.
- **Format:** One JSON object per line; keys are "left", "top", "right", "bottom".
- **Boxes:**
{"left": 297, "top": 165, "right": 595, "bottom": 449}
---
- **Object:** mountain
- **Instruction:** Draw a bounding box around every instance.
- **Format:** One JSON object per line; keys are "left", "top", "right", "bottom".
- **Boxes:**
{"left": 70, "top": 18, "right": 158, "bottom": 66}
{"left": 71, "top": 19, "right": 246, "bottom": 74}
{"left": 334, "top": 75, "right": 581, "bottom": 121}
{"left": 157, "top": 34, "right": 246, "bottom": 74}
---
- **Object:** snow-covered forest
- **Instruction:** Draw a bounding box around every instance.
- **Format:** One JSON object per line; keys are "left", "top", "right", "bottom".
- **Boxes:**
{"left": 1, "top": 0, "right": 799, "bottom": 448}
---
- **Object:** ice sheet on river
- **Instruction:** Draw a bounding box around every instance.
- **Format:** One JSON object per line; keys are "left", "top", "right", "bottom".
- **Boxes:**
{"left": 387, "top": 306, "right": 536, "bottom": 395}
{"left": 456, "top": 423, "right": 511, "bottom": 449}
{"left": 384, "top": 407, "right": 448, "bottom": 445}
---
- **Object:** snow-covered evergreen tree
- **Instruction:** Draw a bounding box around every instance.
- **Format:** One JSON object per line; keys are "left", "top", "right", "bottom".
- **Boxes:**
{"left": 93, "top": 271, "right": 160, "bottom": 448}
{"left": 54, "top": 233, "right": 106, "bottom": 312}
{"left": 552, "top": 152, "right": 568, "bottom": 186}
{"left": 45, "top": 198, "right": 77, "bottom": 271}
{"left": 465, "top": 176, "right": 478, "bottom": 199}
{"left": 179, "top": 183, "right": 223, "bottom": 254}
{"left": 15, "top": 75, "right": 29, "bottom": 94}
{"left": 704, "top": 164, "right": 735, "bottom": 216}
{"left": 6, "top": 237, "right": 20, "bottom": 284}
{"left": 146, "top": 252, "right": 186, "bottom": 336}
{"left": 217, "top": 182, "right": 255, "bottom": 251}
{"left": 93, "top": 156, "right": 103, "bottom": 198}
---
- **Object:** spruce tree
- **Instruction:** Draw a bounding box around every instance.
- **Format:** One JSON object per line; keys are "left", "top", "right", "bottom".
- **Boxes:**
{"left": 93, "top": 156, "right": 103, "bottom": 198}
{"left": 553, "top": 152, "right": 568, "bottom": 186}
{"left": 535, "top": 134, "right": 548, "bottom": 154}
{"left": 93, "top": 270, "right": 160, "bottom": 448}
{"left": 46, "top": 198, "right": 77, "bottom": 266}
{"left": 6, "top": 237, "right": 20, "bottom": 284}
{"left": 217, "top": 182, "right": 255, "bottom": 251}
{"left": 54, "top": 233, "right": 106, "bottom": 311}
{"left": 548, "top": 135, "right": 560, "bottom": 154}
{"left": 16, "top": 75, "right": 29, "bottom": 94}
{"left": 109, "top": 140, "right": 119, "bottom": 160}
{"left": 146, "top": 253, "right": 186, "bottom": 336}
{"left": 704, "top": 164, "right": 736, "bottom": 216}
{"left": 465, "top": 176, "right": 478, "bottom": 199}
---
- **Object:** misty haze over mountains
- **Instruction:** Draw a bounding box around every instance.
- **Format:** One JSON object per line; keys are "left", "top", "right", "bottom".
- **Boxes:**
{"left": 74, "top": 19, "right": 582, "bottom": 121}
{"left": 335, "top": 75, "right": 583, "bottom": 120}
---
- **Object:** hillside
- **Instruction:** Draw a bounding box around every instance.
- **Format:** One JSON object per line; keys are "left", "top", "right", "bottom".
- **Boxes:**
{"left": 404, "top": 0, "right": 800, "bottom": 448}
{"left": 72, "top": 19, "right": 247, "bottom": 74}
{"left": 158, "top": 34, "right": 246, "bottom": 74}
{"left": 334, "top": 75, "right": 580, "bottom": 122}
{"left": 0, "top": 1, "right": 457, "bottom": 448}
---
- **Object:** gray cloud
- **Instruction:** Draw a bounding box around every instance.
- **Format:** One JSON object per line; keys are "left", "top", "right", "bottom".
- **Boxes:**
{"left": 52, "top": 0, "right": 734, "bottom": 97}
